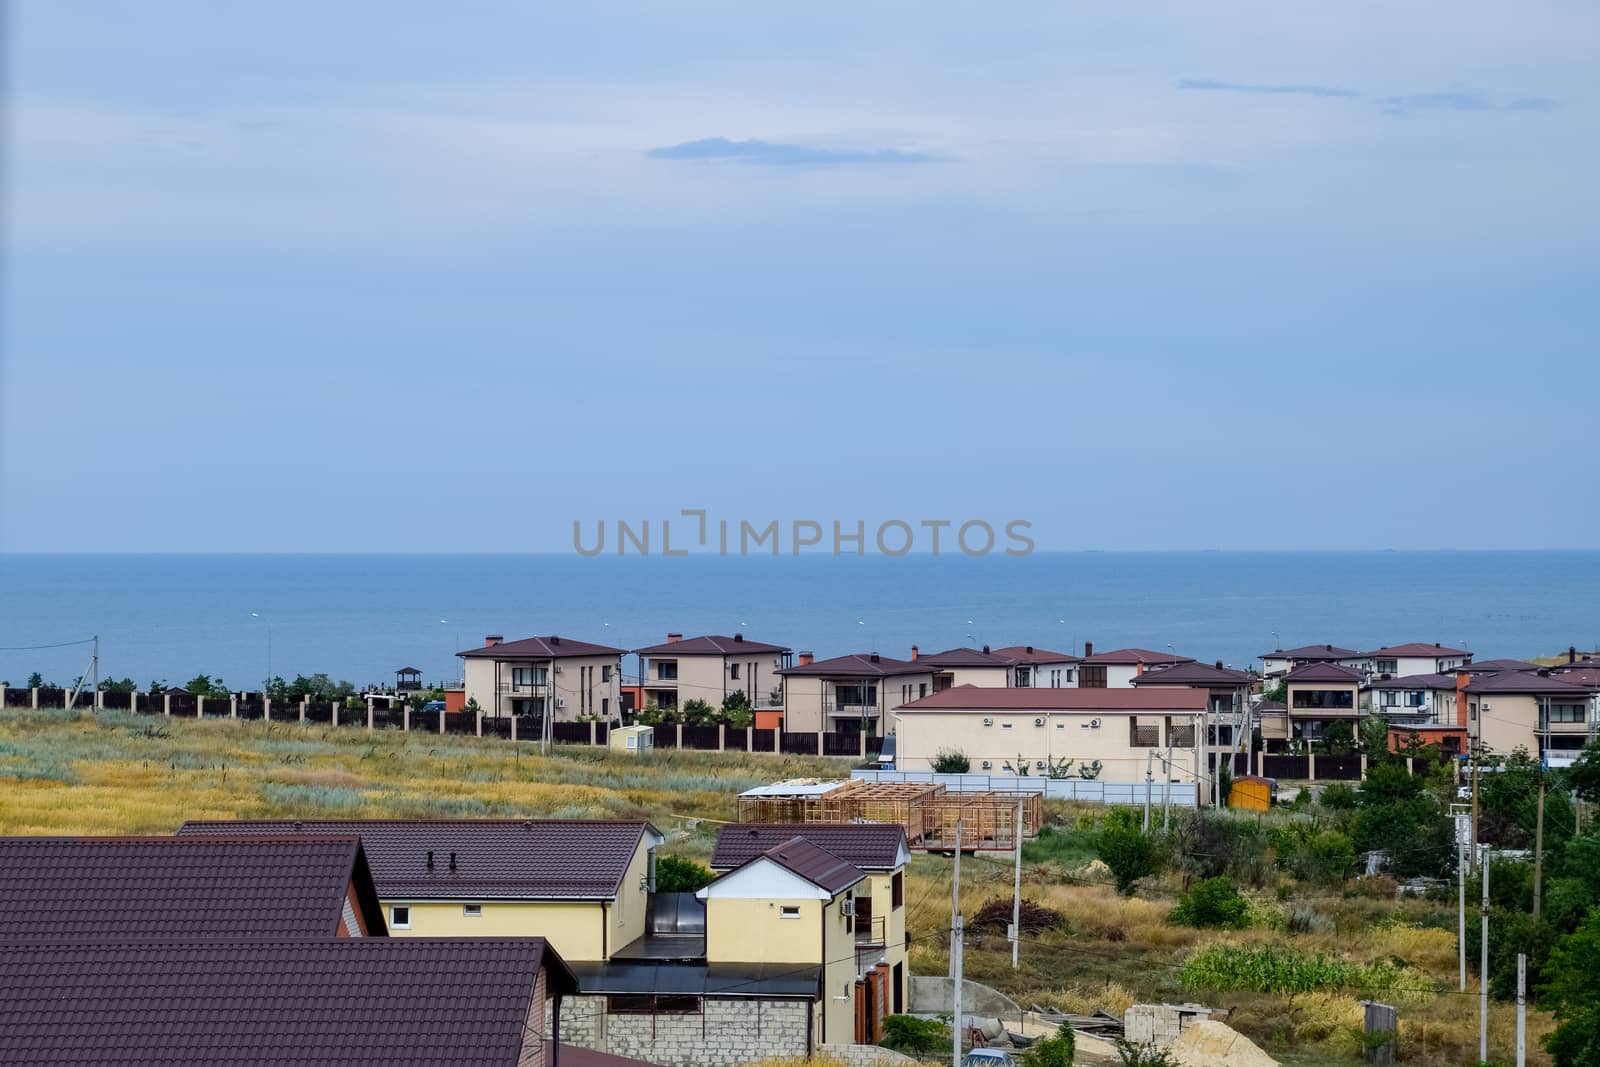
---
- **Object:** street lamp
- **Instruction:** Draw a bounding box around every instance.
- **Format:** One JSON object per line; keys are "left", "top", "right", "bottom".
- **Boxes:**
{"left": 250, "top": 613, "right": 271, "bottom": 693}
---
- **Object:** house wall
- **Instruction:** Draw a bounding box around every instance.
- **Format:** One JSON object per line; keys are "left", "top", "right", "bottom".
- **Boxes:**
{"left": 1026, "top": 662, "right": 1078, "bottom": 688}
{"left": 892, "top": 710, "right": 1202, "bottom": 781}
{"left": 1101, "top": 664, "right": 1144, "bottom": 689}
{"left": 644, "top": 652, "right": 788, "bottom": 711}
{"left": 820, "top": 894, "right": 861, "bottom": 1046}
{"left": 554, "top": 995, "right": 812, "bottom": 1067}
{"left": 517, "top": 968, "right": 550, "bottom": 1067}
{"left": 859, "top": 871, "right": 908, "bottom": 1009}
{"left": 386, "top": 900, "right": 608, "bottom": 961}
{"left": 783, "top": 675, "right": 827, "bottom": 733}
{"left": 1469, "top": 693, "right": 1540, "bottom": 755}
{"left": 706, "top": 898, "right": 824, "bottom": 964}
{"left": 937, "top": 666, "right": 1011, "bottom": 689}
{"left": 610, "top": 836, "right": 653, "bottom": 950}
{"left": 462, "top": 653, "right": 622, "bottom": 721}
{"left": 783, "top": 673, "right": 936, "bottom": 734}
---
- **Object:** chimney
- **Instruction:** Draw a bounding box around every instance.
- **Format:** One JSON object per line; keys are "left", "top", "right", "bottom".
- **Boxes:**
{"left": 1570, "top": 646, "right": 1578, "bottom": 664}
{"left": 910, "top": 645, "right": 919, "bottom": 661}
{"left": 870, "top": 654, "right": 880, "bottom": 664}
{"left": 1215, "top": 660, "right": 1224, "bottom": 670}
{"left": 426, "top": 850, "right": 434, "bottom": 870}
{"left": 667, "top": 633, "right": 682, "bottom": 644}
{"left": 484, "top": 635, "right": 503, "bottom": 648}
{"left": 449, "top": 851, "right": 457, "bottom": 871}
{"left": 799, "top": 652, "right": 814, "bottom": 666}
{"left": 1435, "top": 642, "right": 1442, "bottom": 648}
{"left": 1456, "top": 670, "right": 1470, "bottom": 728}
{"left": 1084, "top": 641, "right": 1094, "bottom": 658}
{"left": 550, "top": 636, "right": 560, "bottom": 646}
{"left": 733, "top": 633, "right": 743, "bottom": 643}
{"left": 982, "top": 644, "right": 990, "bottom": 655}
{"left": 1026, "top": 646, "right": 1034, "bottom": 654}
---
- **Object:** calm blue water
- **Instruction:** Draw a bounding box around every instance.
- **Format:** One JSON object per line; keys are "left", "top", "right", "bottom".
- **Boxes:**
{"left": 1, "top": 552, "right": 1595, "bottom": 690}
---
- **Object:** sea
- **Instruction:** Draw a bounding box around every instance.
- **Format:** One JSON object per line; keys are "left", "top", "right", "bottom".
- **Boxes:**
{"left": 0, "top": 551, "right": 1596, "bottom": 691}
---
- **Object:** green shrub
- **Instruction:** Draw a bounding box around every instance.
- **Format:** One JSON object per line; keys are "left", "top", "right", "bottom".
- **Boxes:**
{"left": 1099, "top": 826, "right": 1160, "bottom": 895}
{"left": 882, "top": 1014, "right": 948, "bottom": 1057}
{"left": 1115, "top": 1041, "right": 1176, "bottom": 1067}
{"left": 1319, "top": 783, "right": 1358, "bottom": 810}
{"left": 932, "top": 748, "right": 971, "bottom": 773}
{"left": 654, "top": 854, "right": 715, "bottom": 893}
{"left": 1028, "top": 1021, "right": 1076, "bottom": 1066}
{"left": 1168, "top": 876, "right": 1251, "bottom": 929}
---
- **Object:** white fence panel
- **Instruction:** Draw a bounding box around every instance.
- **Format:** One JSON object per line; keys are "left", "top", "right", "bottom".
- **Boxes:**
{"left": 849, "top": 769, "right": 1198, "bottom": 807}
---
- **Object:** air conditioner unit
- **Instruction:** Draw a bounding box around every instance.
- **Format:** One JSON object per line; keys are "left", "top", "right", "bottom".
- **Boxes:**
{"left": 1034, "top": 760, "right": 1047, "bottom": 770}
{"left": 981, "top": 760, "right": 992, "bottom": 769}
{"left": 1090, "top": 718, "right": 1102, "bottom": 728}
{"left": 840, "top": 898, "right": 855, "bottom": 916}
{"left": 555, "top": 698, "right": 567, "bottom": 709}
{"left": 553, "top": 666, "right": 563, "bottom": 674}
{"left": 982, "top": 717, "right": 994, "bottom": 726}
{"left": 1034, "top": 717, "right": 1045, "bottom": 727}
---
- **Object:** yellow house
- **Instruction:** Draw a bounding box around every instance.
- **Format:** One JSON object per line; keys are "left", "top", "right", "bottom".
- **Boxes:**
{"left": 710, "top": 823, "right": 911, "bottom": 1014}
{"left": 175, "top": 818, "right": 663, "bottom": 964}
{"left": 698, "top": 836, "right": 865, "bottom": 1047}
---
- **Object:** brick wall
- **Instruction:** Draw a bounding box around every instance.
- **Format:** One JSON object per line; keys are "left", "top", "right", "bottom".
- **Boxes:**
{"left": 551, "top": 995, "right": 811, "bottom": 1067}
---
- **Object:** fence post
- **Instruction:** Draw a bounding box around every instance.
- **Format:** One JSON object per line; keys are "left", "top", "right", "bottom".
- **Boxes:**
{"left": 1360, "top": 753, "right": 1368, "bottom": 778}
{"left": 747, "top": 726, "right": 754, "bottom": 753}
{"left": 1405, "top": 757, "right": 1413, "bottom": 775}
{"left": 675, "top": 723, "right": 683, "bottom": 748}
{"left": 511, "top": 715, "right": 518, "bottom": 743}
{"left": 859, "top": 730, "right": 867, "bottom": 759}
{"left": 1308, "top": 751, "right": 1316, "bottom": 781}
{"left": 164, "top": 693, "right": 171, "bottom": 716}
{"left": 589, "top": 720, "right": 597, "bottom": 746}
{"left": 403, "top": 707, "right": 410, "bottom": 732}
{"left": 230, "top": 695, "right": 238, "bottom": 719}
{"left": 816, "top": 729, "right": 823, "bottom": 755}
{"left": 299, "top": 700, "right": 307, "bottom": 723}
{"left": 367, "top": 703, "right": 374, "bottom": 731}
{"left": 264, "top": 698, "right": 271, "bottom": 723}
{"left": 198, "top": 696, "right": 205, "bottom": 718}
{"left": 94, "top": 689, "right": 104, "bottom": 711}
{"left": 475, "top": 704, "right": 483, "bottom": 737}
{"left": 438, "top": 708, "right": 445, "bottom": 735}
{"left": 1360, "top": 1000, "right": 1397, "bottom": 1065}
{"left": 31, "top": 688, "right": 38, "bottom": 709}
{"left": 1256, "top": 750, "right": 1264, "bottom": 776}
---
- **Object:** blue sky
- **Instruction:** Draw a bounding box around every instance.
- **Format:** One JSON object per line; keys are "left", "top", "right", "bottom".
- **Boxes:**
{"left": 1, "top": 1, "right": 1595, "bottom": 551}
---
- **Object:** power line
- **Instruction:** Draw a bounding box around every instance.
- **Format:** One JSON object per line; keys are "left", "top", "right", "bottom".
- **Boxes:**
{"left": 0, "top": 637, "right": 97, "bottom": 652}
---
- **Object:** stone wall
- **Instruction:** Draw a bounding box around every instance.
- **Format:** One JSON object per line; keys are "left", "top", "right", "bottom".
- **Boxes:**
{"left": 553, "top": 995, "right": 812, "bottom": 1067}
{"left": 817, "top": 1043, "right": 919, "bottom": 1067}
{"left": 1123, "top": 1003, "right": 1217, "bottom": 1047}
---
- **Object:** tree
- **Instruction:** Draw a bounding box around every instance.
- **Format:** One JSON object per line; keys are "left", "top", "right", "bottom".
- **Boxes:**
{"left": 185, "top": 675, "right": 229, "bottom": 699}
{"left": 1542, "top": 908, "right": 1600, "bottom": 1066}
{"left": 1099, "top": 825, "right": 1160, "bottom": 895}
{"left": 654, "top": 855, "right": 715, "bottom": 893}
{"left": 1320, "top": 721, "right": 1356, "bottom": 755}
{"left": 26, "top": 672, "right": 43, "bottom": 688}
{"left": 932, "top": 749, "right": 970, "bottom": 774}
{"left": 97, "top": 677, "right": 138, "bottom": 694}
{"left": 1168, "top": 876, "right": 1251, "bottom": 929}
{"left": 1350, "top": 764, "right": 1452, "bottom": 877}
{"left": 1358, "top": 715, "right": 1392, "bottom": 757}
{"left": 1569, "top": 742, "right": 1600, "bottom": 804}
{"left": 680, "top": 699, "right": 716, "bottom": 725}
{"left": 882, "top": 1015, "right": 949, "bottom": 1057}
{"left": 720, "top": 690, "right": 753, "bottom": 728}
{"left": 1029, "top": 1021, "right": 1076, "bottom": 1066}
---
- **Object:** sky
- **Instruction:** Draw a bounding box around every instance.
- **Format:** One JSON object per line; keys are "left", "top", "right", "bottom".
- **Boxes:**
{"left": 1, "top": 1, "right": 1595, "bottom": 552}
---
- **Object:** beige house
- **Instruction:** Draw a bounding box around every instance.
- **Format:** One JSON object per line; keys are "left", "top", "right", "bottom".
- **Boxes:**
{"left": 1130, "top": 661, "right": 1256, "bottom": 750}
{"left": 919, "top": 646, "right": 1014, "bottom": 690}
{"left": 1466, "top": 669, "right": 1598, "bottom": 767}
{"left": 633, "top": 633, "right": 791, "bottom": 712}
{"left": 992, "top": 645, "right": 1082, "bottom": 688}
{"left": 176, "top": 819, "right": 663, "bottom": 965}
{"left": 779, "top": 653, "right": 936, "bottom": 734}
{"left": 890, "top": 685, "right": 1210, "bottom": 785}
{"left": 1283, "top": 662, "right": 1364, "bottom": 745}
{"left": 459, "top": 634, "right": 626, "bottom": 723}
{"left": 710, "top": 823, "right": 912, "bottom": 1015}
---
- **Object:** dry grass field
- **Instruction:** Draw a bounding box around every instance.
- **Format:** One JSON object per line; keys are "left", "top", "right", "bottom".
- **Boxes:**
{"left": 0, "top": 707, "right": 1553, "bottom": 1065}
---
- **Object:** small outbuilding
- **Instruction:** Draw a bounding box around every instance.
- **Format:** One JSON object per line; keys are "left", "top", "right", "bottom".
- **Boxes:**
{"left": 1228, "top": 775, "right": 1276, "bottom": 812}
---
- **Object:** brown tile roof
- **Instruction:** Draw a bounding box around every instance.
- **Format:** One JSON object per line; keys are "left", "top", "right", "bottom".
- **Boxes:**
{"left": 1259, "top": 643, "right": 1360, "bottom": 661}
{"left": 1465, "top": 670, "right": 1592, "bottom": 695}
{"left": 990, "top": 645, "right": 1080, "bottom": 665}
{"left": 1550, "top": 667, "right": 1600, "bottom": 689}
{"left": 778, "top": 653, "right": 929, "bottom": 678}
{"left": 1365, "top": 642, "right": 1471, "bottom": 658}
{"left": 459, "top": 635, "right": 626, "bottom": 659}
{"left": 633, "top": 634, "right": 789, "bottom": 656}
{"left": 919, "top": 647, "right": 1013, "bottom": 668}
{"left": 752, "top": 838, "right": 863, "bottom": 895}
{"left": 1130, "top": 662, "right": 1255, "bottom": 686}
{"left": 710, "top": 824, "right": 907, "bottom": 872}
{"left": 176, "top": 820, "right": 659, "bottom": 902}
{"left": 0, "top": 937, "right": 574, "bottom": 1065}
{"left": 1284, "top": 662, "right": 1365, "bottom": 683}
{"left": 1364, "top": 672, "right": 1459, "bottom": 691}
{"left": 1079, "top": 647, "right": 1195, "bottom": 666}
{"left": 896, "top": 684, "right": 1207, "bottom": 712}
{"left": 1461, "top": 658, "right": 1542, "bottom": 673}
{"left": 0, "top": 836, "right": 385, "bottom": 942}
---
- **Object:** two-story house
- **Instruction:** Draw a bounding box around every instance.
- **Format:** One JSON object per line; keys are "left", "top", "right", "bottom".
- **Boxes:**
{"left": 178, "top": 819, "right": 663, "bottom": 965}
{"left": 779, "top": 653, "right": 935, "bottom": 734}
{"left": 1360, "top": 642, "right": 1472, "bottom": 680}
{"left": 920, "top": 646, "right": 1015, "bottom": 690}
{"left": 1282, "top": 662, "right": 1364, "bottom": 744}
{"left": 710, "top": 823, "right": 911, "bottom": 1014}
{"left": 1466, "top": 669, "right": 1598, "bottom": 767}
{"left": 1363, "top": 672, "right": 1466, "bottom": 755}
{"left": 458, "top": 635, "right": 627, "bottom": 724}
{"left": 632, "top": 633, "right": 791, "bottom": 714}
{"left": 1130, "top": 661, "right": 1256, "bottom": 749}
{"left": 992, "top": 645, "right": 1081, "bottom": 688}
{"left": 1259, "top": 644, "right": 1362, "bottom": 682}
{"left": 1076, "top": 643, "right": 1195, "bottom": 688}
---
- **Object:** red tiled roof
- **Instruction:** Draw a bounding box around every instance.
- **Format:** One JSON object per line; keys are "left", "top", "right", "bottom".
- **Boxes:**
{"left": 711, "top": 824, "right": 906, "bottom": 872}
{"left": 754, "top": 838, "right": 863, "bottom": 895}
{"left": 1130, "top": 662, "right": 1255, "bottom": 686}
{"left": 1364, "top": 672, "right": 1460, "bottom": 691}
{"left": 1259, "top": 644, "right": 1360, "bottom": 660}
{"left": 459, "top": 635, "right": 626, "bottom": 659}
{"left": 897, "top": 684, "right": 1207, "bottom": 712}
{"left": 778, "top": 653, "right": 929, "bottom": 678}
{"left": 0, "top": 938, "right": 573, "bottom": 1066}
{"left": 0, "top": 836, "right": 384, "bottom": 942}
{"left": 1465, "top": 671, "right": 1591, "bottom": 695}
{"left": 177, "top": 820, "right": 658, "bottom": 901}
{"left": 1461, "top": 658, "right": 1542, "bottom": 673}
{"left": 1284, "top": 662, "right": 1365, "bottom": 683}
{"left": 1365, "top": 642, "right": 1471, "bottom": 658}
{"left": 990, "top": 645, "right": 1080, "bottom": 665}
{"left": 633, "top": 634, "right": 789, "bottom": 656}
{"left": 1079, "top": 647, "right": 1195, "bottom": 666}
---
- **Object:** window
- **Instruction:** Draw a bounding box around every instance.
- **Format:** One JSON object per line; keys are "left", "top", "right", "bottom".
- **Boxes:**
{"left": 607, "top": 995, "right": 701, "bottom": 1015}
{"left": 1379, "top": 690, "right": 1398, "bottom": 707}
{"left": 1405, "top": 691, "right": 1426, "bottom": 708}
{"left": 656, "top": 661, "right": 678, "bottom": 681}
{"left": 1376, "top": 659, "right": 1398, "bottom": 675}
{"left": 1015, "top": 667, "right": 1031, "bottom": 688}
{"left": 919, "top": 683, "right": 927, "bottom": 698}
{"left": 463, "top": 904, "right": 482, "bottom": 918}
{"left": 601, "top": 664, "right": 612, "bottom": 682}
{"left": 1168, "top": 724, "right": 1196, "bottom": 747}
{"left": 835, "top": 684, "right": 876, "bottom": 707}
{"left": 390, "top": 906, "right": 410, "bottom": 929}
{"left": 780, "top": 905, "right": 801, "bottom": 919}
{"left": 601, "top": 698, "right": 609, "bottom": 717}
{"left": 891, "top": 870, "right": 904, "bottom": 908}
{"left": 1080, "top": 665, "right": 1107, "bottom": 689}
{"left": 1549, "top": 702, "right": 1586, "bottom": 724}
{"left": 729, "top": 662, "right": 740, "bottom": 679}
{"left": 1293, "top": 689, "right": 1354, "bottom": 709}
{"left": 511, "top": 666, "right": 546, "bottom": 688}
{"left": 1130, "top": 721, "right": 1159, "bottom": 747}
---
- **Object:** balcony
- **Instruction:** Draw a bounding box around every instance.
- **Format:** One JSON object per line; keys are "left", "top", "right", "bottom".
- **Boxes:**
{"left": 823, "top": 701, "right": 879, "bottom": 718}
{"left": 1538, "top": 718, "right": 1593, "bottom": 734}
{"left": 854, "top": 914, "right": 886, "bottom": 947}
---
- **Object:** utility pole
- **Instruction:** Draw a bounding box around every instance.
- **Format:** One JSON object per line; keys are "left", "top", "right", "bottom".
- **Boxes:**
{"left": 951, "top": 819, "right": 964, "bottom": 1067}
{"left": 1011, "top": 796, "right": 1023, "bottom": 970}
{"left": 91, "top": 635, "right": 99, "bottom": 705}
{"left": 1533, "top": 764, "right": 1547, "bottom": 919}
{"left": 1143, "top": 750, "right": 1153, "bottom": 834}
{"left": 1516, "top": 952, "right": 1527, "bottom": 1067}
{"left": 1163, "top": 737, "right": 1174, "bottom": 831}
{"left": 1480, "top": 849, "right": 1491, "bottom": 1065}
{"left": 1470, "top": 740, "right": 1481, "bottom": 871}
{"left": 1455, "top": 806, "right": 1469, "bottom": 992}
